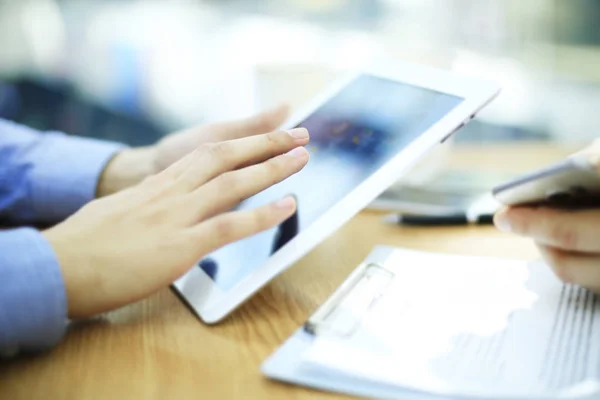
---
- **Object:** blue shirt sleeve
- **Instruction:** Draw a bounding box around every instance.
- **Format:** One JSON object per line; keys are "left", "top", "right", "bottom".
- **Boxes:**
{"left": 0, "top": 118, "right": 125, "bottom": 224}
{"left": 0, "top": 119, "right": 126, "bottom": 355}
{"left": 0, "top": 228, "right": 68, "bottom": 356}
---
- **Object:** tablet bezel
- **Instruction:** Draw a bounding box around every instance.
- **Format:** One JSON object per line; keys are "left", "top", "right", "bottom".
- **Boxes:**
{"left": 172, "top": 60, "right": 501, "bottom": 323}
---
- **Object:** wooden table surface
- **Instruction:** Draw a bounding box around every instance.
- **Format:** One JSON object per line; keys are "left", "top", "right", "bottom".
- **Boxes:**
{"left": 0, "top": 142, "right": 582, "bottom": 400}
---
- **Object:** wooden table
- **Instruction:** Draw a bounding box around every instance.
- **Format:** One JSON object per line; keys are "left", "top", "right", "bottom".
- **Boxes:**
{"left": 0, "top": 142, "right": 582, "bottom": 399}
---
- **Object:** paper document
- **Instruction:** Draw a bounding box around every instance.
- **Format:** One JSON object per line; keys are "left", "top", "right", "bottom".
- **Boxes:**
{"left": 302, "top": 249, "right": 600, "bottom": 399}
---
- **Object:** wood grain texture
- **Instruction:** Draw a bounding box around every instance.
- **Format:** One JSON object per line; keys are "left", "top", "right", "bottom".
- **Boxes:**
{"left": 0, "top": 143, "right": 579, "bottom": 399}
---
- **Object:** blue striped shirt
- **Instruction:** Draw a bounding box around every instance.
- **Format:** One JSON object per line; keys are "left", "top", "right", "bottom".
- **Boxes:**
{"left": 0, "top": 119, "right": 123, "bottom": 356}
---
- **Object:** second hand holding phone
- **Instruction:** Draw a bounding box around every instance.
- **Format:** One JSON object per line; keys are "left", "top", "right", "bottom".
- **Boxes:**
{"left": 492, "top": 154, "right": 600, "bottom": 209}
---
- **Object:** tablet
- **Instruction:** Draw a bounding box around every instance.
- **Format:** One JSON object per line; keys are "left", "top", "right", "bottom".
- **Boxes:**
{"left": 172, "top": 61, "right": 501, "bottom": 323}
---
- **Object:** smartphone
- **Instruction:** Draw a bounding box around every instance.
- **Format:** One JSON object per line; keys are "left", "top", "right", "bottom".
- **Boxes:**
{"left": 492, "top": 155, "right": 600, "bottom": 208}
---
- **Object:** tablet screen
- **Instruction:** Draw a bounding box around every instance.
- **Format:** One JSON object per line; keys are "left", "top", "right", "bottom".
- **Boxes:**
{"left": 199, "top": 74, "right": 463, "bottom": 289}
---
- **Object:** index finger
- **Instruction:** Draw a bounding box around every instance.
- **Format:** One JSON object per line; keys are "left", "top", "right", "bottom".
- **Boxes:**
{"left": 172, "top": 128, "right": 309, "bottom": 191}
{"left": 494, "top": 206, "right": 600, "bottom": 253}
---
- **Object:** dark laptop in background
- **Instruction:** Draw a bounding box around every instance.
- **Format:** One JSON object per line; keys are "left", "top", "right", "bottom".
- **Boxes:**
{"left": 0, "top": 78, "right": 167, "bottom": 147}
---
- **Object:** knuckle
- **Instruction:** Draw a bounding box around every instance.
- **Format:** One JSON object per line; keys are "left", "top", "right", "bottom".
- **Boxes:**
{"left": 141, "top": 172, "right": 172, "bottom": 191}
{"left": 217, "top": 171, "right": 240, "bottom": 192}
{"left": 190, "top": 146, "right": 205, "bottom": 161}
{"left": 548, "top": 224, "right": 578, "bottom": 250}
{"left": 201, "top": 142, "right": 234, "bottom": 164}
{"left": 196, "top": 143, "right": 214, "bottom": 155}
{"left": 146, "top": 205, "right": 171, "bottom": 225}
{"left": 213, "top": 216, "right": 235, "bottom": 241}
{"left": 265, "top": 130, "right": 285, "bottom": 147}
{"left": 264, "top": 158, "right": 286, "bottom": 184}
{"left": 251, "top": 208, "right": 272, "bottom": 231}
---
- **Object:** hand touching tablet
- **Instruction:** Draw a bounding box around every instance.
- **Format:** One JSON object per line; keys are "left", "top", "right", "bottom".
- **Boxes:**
{"left": 43, "top": 129, "right": 310, "bottom": 317}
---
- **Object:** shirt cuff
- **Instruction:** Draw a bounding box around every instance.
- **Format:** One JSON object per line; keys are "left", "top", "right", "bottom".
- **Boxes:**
{"left": 0, "top": 228, "right": 68, "bottom": 356}
{"left": 30, "top": 132, "right": 126, "bottom": 223}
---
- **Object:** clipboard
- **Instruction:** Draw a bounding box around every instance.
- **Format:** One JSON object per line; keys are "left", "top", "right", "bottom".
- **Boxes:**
{"left": 261, "top": 246, "right": 441, "bottom": 400}
{"left": 261, "top": 246, "right": 600, "bottom": 400}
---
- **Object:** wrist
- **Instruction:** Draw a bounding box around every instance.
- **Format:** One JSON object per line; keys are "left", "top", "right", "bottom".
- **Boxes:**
{"left": 42, "top": 227, "right": 86, "bottom": 318}
{"left": 96, "top": 147, "right": 156, "bottom": 197}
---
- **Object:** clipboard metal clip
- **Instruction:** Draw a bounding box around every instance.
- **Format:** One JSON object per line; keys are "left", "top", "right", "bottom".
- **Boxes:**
{"left": 304, "top": 262, "right": 394, "bottom": 338}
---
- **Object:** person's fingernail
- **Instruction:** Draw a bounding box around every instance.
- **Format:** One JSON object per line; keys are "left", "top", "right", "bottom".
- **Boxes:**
{"left": 275, "top": 196, "right": 295, "bottom": 210}
{"left": 286, "top": 146, "right": 309, "bottom": 158}
{"left": 288, "top": 128, "right": 309, "bottom": 140}
{"left": 494, "top": 211, "right": 512, "bottom": 232}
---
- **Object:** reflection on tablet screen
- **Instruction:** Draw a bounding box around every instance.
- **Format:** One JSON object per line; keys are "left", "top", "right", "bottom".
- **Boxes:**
{"left": 199, "top": 74, "right": 463, "bottom": 289}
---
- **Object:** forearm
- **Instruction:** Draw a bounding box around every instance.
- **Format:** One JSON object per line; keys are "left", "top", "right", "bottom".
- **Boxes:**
{"left": 0, "top": 228, "right": 68, "bottom": 357}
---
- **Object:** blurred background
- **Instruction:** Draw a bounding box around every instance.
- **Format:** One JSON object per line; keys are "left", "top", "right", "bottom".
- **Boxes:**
{"left": 0, "top": 0, "right": 599, "bottom": 165}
